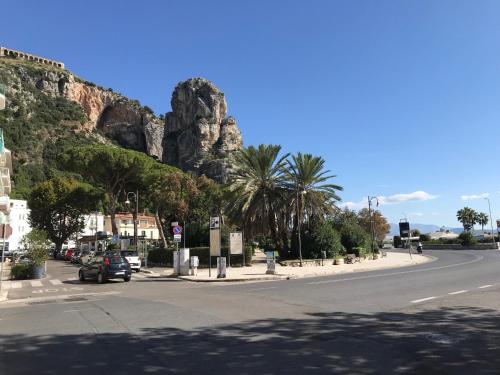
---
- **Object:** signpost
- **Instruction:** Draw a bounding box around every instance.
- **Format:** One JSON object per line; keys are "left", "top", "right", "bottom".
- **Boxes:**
{"left": 266, "top": 251, "right": 276, "bottom": 274}
{"left": 399, "top": 220, "right": 412, "bottom": 259}
{"left": 229, "top": 232, "right": 243, "bottom": 267}
{"left": 172, "top": 224, "right": 183, "bottom": 274}
{"left": 209, "top": 216, "right": 221, "bottom": 277}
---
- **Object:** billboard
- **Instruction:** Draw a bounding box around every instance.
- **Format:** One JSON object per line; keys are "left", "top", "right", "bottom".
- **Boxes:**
{"left": 399, "top": 221, "right": 410, "bottom": 237}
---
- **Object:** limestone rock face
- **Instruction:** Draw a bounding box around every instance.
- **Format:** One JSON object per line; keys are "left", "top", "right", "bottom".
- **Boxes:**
{"left": 162, "top": 78, "right": 243, "bottom": 182}
{"left": 12, "top": 66, "right": 164, "bottom": 157}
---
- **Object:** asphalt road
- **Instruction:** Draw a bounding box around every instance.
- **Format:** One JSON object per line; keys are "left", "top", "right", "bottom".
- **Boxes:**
{"left": 1, "top": 249, "right": 500, "bottom": 374}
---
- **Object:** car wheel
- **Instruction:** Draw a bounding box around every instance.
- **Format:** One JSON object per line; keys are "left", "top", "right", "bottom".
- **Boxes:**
{"left": 79, "top": 270, "right": 85, "bottom": 281}
{"left": 124, "top": 276, "right": 131, "bottom": 282}
{"left": 97, "top": 272, "right": 105, "bottom": 284}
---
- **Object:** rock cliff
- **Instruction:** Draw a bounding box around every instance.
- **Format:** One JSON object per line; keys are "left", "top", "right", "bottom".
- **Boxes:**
{"left": 1, "top": 59, "right": 164, "bottom": 160}
{"left": 0, "top": 58, "right": 242, "bottom": 183}
{"left": 162, "top": 78, "right": 242, "bottom": 182}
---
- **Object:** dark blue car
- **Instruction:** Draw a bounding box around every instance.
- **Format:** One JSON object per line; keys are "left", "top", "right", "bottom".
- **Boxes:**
{"left": 79, "top": 254, "right": 132, "bottom": 283}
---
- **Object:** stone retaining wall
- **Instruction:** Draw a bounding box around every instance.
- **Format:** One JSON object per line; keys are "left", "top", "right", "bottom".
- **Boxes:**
{"left": 422, "top": 243, "right": 499, "bottom": 250}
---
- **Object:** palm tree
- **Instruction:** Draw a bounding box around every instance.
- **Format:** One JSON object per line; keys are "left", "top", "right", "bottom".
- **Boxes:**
{"left": 285, "top": 153, "right": 343, "bottom": 257}
{"left": 456, "top": 207, "right": 478, "bottom": 232}
{"left": 226, "top": 144, "right": 289, "bottom": 248}
{"left": 477, "top": 212, "right": 489, "bottom": 231}
{"left": 285, "top": 153, "right": 343, "bottom": 221}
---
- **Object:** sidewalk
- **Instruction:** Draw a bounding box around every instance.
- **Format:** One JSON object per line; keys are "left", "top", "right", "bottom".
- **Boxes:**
{"left": 0, "top": 261, "right": 12, "bottom": 301}
{"left": 144, "top": 251, "right": 432, "bottom": 283}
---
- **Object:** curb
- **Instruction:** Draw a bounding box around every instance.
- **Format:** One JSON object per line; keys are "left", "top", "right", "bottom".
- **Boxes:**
{"left": 177, "top": 275, "right": 292, "bottom": 283}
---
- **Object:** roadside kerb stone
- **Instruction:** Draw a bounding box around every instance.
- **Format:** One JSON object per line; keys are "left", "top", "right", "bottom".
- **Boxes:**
{"left": 165, "top": 252, "right": 432, "bottom": 283}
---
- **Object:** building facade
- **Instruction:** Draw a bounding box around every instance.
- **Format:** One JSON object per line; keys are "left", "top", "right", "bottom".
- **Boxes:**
{"left": 7, "top": 200, "right": 31, "bottom": 251}
{"left": 79, "top": 213, "right": 105, "bottom": 237}
{"left": 103, "top": 213, "right": 160, "bottom": 240}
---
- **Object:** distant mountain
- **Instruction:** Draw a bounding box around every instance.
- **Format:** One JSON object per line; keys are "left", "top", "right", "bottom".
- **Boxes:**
{"left": 389, "top": 223, "right": 462, "bottom": 236}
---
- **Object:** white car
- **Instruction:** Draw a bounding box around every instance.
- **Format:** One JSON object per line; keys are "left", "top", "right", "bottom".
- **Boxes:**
{"left": 121, "top": 250, "right": 141, "bottom": 272}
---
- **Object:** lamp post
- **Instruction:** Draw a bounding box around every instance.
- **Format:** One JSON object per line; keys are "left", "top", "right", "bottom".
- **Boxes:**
{"left": 0, "top": 212, "right": 9, "bottom": 295}
{"left": 484, "top": 197, "right": 496, "bottom": 246}
{"left": 296, "top": 188, "right": 306, "bottom": 267}
{"left": 367, "top": 196, "right": 379, "bottom": 256}
{"left": 125, "top": 190, "right": 139, "bottom": 252}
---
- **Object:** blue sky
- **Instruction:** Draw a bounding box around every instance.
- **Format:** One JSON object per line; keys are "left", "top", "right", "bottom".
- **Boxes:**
{"left": 3, "top": 0, "right": 500, "bottom": 227}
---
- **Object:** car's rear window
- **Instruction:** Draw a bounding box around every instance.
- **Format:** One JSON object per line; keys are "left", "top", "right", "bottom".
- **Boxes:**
{"left": 121, "top": 251, "right": 138, "bottom": 257}
{"left": 108, "top": 256, "right": 126, "bottom": 264}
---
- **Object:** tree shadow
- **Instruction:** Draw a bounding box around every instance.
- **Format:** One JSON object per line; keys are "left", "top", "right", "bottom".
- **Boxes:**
{"left": 1, "top": 306, "right": 499, "bottom": 374}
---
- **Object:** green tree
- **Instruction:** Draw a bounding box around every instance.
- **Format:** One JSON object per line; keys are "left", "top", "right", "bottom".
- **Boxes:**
{"left": 22, "top": 229, "right": 51, "bottom": 267}
{"left": 226, "top": 144, "right": 289, "bottom": 253}
{"left": 358, "top": 208, "right": 391, "bottom": 243}
{"left": 60, "top": 145, "right": 173, "bottom": 235}
{"left": 477, "top": 212, "right": 489, "bottom": 231}
{"left": 311, "top": 221, "right": 344, "bottom": 259}
{"left": 456, "top": 207, "right": 478, "bottom": 232}
{"left": 285, "top": 153, "right": 343, "bottom": 258}
{"left": 28, "top": 177, "right": 102, "bottom": 252}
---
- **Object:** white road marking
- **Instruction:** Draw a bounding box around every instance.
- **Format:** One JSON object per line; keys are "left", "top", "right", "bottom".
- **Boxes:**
{"left": 133, "top": 273, "right": 146, "bottom": 279}
{"left": 2, "top": 282, "right": 10, "bottom": 290}
{"left": 30, "top": 280, "right": 43, "bottom": 287}
{"left": 246, "top": 286, "right": 277, "bottom": 292}
{"left": 448, "top": 290, "right": 467, "bottom": 295}
{"left": 49, "top": 279, "right": 62, "bottom": 285}
{"left": 411, "top": 296, "right": 437, "bottom": 304}
{"left": 10, "top": 282, "right": 22, "bottom": 289}
{"left": 478, "top": 284, "right": 493, "bottom": 289}
{"left": 308, "top": 254, "right": 484, "bottom": 285}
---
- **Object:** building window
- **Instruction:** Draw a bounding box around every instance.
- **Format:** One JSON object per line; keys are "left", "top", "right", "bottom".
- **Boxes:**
{"left": 141, "top": 231, "right": 146, "bottom": 237}
{"left": 150, "top": 231, "right": 153, "bottom": 239}
{"left": 140, "top": 220, "right": 148, "bottom": 225}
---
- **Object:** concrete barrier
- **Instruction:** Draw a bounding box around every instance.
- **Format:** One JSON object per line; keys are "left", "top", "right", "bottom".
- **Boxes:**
{"left": 422, "top": 243, "right": 499, "bottom": 250}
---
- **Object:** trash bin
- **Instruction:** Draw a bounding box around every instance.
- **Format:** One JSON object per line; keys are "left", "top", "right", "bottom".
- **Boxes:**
{"left": 190, "top": 256, "right": 199, "bottom": 276}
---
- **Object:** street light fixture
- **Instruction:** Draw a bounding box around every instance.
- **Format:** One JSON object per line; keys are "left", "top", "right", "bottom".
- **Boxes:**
{"left": 367, "top": 196, "right": 379, "bottom": 256}
{"left": 484, "top": 197, "right": 496, "bottom": 247}
{"left": 296, "top": 188, "right": 307, "bottom": 267}
{"left": 125, "top": 190, "right": 139, "bottom": 252}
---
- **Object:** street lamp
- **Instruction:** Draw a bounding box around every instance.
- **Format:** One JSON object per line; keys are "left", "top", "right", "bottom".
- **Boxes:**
{"left": 367, "top": 196, "right": 379, "bottom": 256}
{"left": 125, "top": 190, "right": 139, "bottom": 252}
{"left": 484, "top": 197, "right": 496, "bottom": 246}
{"left": 296, "top": 188, "right": 307, "bottom": 267}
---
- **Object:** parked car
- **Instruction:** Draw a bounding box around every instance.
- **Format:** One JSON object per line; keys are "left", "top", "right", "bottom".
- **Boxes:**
{"left": 70, "top": 251, "right": 81, "bottom": 264}
{"left": 78, "top": 254, "right": 132, "bottom": 283}
{"left": 64, "top": 249, "right": 74, "bottom": 261}
{"left": 78, "top": 250, "right": 90, "bottom": 264}
{"left": 121, "top": 250, "right": 141, "bottom": 272}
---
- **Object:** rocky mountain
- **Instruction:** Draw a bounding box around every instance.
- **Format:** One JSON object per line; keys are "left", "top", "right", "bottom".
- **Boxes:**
{"left": 163, "top": 78, "right": 242, "bottom": 183}
{"left": 0, "top": 55, "right": 243, "bottom": 194}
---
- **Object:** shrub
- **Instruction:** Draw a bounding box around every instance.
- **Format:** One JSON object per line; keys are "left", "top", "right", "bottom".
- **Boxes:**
{"left": 419, "top": 234, "right": 431, "bottom": 242}
{"left": 147, "top": 245, "right": 253, "bottom": 267}
{"left": 22, "top": 229, "right": 50, "bottom": 267}
{"left": 311, "top": 222, "right": 344, "bottom": 259}
{"left": 340, "top": 223, "right": 368, "bottom": 252}
{"left": 11, "top": 263, "right": 32, "bottom": 280}
{"left": 458, "top": 232, "right": 477, "bottom": 246}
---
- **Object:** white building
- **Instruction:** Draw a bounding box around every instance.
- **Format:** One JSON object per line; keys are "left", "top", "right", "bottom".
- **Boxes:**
{"left": 79, "top": 212, "right": 105, "bottom": 237}
{"left": 7, "top": 199, "right": 31, "bottom": 251}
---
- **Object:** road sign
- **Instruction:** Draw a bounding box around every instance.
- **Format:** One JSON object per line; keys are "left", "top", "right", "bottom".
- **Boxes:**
{"left": 399, "top": 221, "right": 410, "bottom": 237}
{"left": 229, "top": 232, "right": 243, "bottom": 254}
{"left": 173, "top": 226, "right": 182, "bottom": 235}
{"left": 210, "top": 229, "right": 220, "bottom": 256}
{"left": 210, "top": 216, "right": 220, "bottom": 229}
{"left": 173, "top": 234, "right": 182, "bottom": 242}
{"left": 171, "top": 221, "right": 179, "bottom": 227}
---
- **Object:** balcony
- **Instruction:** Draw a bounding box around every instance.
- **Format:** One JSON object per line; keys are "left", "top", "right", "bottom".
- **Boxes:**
{"left": 0, "top": 167, "right": 11, "bottom": 195}
{"left": 0, "top": 195, "right": 9, "bottom": 214}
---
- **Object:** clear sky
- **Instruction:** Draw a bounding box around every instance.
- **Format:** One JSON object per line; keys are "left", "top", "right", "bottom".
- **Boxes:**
{"left": 3, "top": 0, "right": 500, "bottom": 227}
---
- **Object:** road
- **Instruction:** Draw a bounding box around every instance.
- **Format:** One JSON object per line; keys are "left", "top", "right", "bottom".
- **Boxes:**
{"left": 1, "top": 249, "right": 500, "bottom": 374}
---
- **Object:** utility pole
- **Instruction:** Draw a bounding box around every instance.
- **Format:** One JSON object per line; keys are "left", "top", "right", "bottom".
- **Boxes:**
{"left": 485, "top": 197, "right": 496, "bottom": 247}
{"left": 367, "top": 196, "right": 378, "bottom": 257}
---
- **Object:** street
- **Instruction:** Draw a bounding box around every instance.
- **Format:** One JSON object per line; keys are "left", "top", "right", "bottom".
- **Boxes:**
{"left": 1, "top": 250, "right": 500, "bottom": 374}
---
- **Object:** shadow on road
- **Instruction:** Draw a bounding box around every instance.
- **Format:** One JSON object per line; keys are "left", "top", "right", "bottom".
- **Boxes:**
{"left": 1, "top": 306, "right": 499, "bottom": 374}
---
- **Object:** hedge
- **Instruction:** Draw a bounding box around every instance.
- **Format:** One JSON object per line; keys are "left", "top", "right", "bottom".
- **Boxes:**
{"left": 11, "top": 263, "right": 32, "bottom": 280}
{"left": 147, "top": 245, "right": 253, "bottom": 267}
